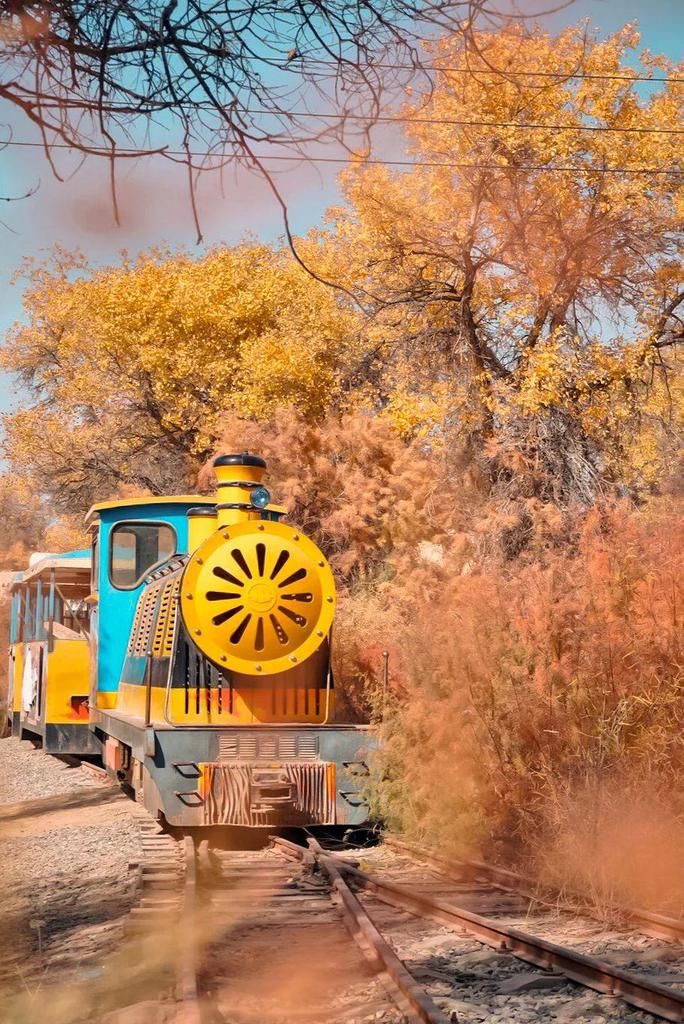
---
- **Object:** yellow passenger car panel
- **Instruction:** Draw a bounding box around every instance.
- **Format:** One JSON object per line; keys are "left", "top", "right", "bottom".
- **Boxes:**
{"left": 45, "top": 638, "right": 90, "bottom": 724}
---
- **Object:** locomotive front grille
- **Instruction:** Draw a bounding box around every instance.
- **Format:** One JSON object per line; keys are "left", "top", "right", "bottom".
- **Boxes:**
{"left": 201, "top": 760, "right": 335, "bottom": 826}
{"left": 218, "top": 731, "right": 319, "bottom": 761}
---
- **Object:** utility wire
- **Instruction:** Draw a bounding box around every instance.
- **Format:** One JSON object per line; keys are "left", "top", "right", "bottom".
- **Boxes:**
{"left": 239, "top": 108, "right": 684, "bottom": 135}
{"left": 258, "top": 55, "right": 684, "bottom": 85}
{"left": 3, "top": 139, "right": 682, "bottom": 174}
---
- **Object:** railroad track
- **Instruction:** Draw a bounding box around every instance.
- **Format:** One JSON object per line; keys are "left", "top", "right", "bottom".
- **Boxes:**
{"left": 383, "top": 834, "right": 684, "bottom": 944}
{"left": 276, "top": 838, "right": 684, "bottom": 1024}
{"left": 125, "top": 822, "right": 441, "bottom": 1024}
{"left": 180, "top": 835, "right": 441, "bottom": 1024}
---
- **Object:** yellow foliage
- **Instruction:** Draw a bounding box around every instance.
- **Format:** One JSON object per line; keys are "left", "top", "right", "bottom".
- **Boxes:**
{"left": 2, "top": 243, "right": 360, "bottom": 508}
{"left": 0, "top": 473, "right": 47, "bottom": 568}
{"left": 325, "top": 22, "right": 683, "bottom": 498}
{"left": 43, "top": 516, "right": 89, "bottom": 553}
{"left": 1, "top": 21, "right": 681, "bottom": 510}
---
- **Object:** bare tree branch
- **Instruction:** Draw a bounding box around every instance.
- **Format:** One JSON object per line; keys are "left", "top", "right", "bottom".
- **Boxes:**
{"left": 0, "top": 1, "right": 555, "bottom": 238}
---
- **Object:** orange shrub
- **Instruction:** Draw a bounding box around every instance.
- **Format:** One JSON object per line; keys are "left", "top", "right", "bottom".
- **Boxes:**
{"left": 367, "top": 500, "right": 684, "bottom": 904}
{"left": 204, "top": 407, "right": 457, "bottom": 583}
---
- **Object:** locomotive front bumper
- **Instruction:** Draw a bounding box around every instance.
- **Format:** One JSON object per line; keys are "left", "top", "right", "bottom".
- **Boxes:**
{"left": 96, "top": 713, "right": 374, "bottom": 828}
{"left": 196, "top": 760, "right": 339, "bottom": 826}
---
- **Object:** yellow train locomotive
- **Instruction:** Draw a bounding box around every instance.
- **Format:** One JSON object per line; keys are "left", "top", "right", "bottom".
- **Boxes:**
{"left": 8, "top": 454, "right": 372, "bottom": 829}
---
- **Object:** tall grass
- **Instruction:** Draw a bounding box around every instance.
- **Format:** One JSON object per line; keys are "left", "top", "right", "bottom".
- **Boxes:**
{"left": 358, "top": 501, "right": 684, "bottom": 907}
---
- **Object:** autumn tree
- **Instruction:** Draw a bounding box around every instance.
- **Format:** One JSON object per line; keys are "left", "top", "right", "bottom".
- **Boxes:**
{"left": 328, "top": 24, "right": 683, "bottom": 504}
{"left": 1, "top": 244, "right": 360, "bottom": 509}
{"left": 0, "top": 473, "right": 47, "bottom": 568}
{"left": 204, "top": 406, "right": 451, "bottom": 581}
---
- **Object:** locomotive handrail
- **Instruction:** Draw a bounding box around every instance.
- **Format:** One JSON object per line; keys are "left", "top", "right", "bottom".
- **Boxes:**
{"left": 162, "top": 595, "right": 184, "bottom": 728}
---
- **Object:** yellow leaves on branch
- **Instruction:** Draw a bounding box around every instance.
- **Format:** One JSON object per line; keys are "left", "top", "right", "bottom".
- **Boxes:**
{"left": 1, "top": 20, "right": 682, "bottom": 508}
{"left": 1, "top": 243, "right": 361, "bottom": 505}
{"left": 325, "top": 22, "right": 683, "bottom": 492}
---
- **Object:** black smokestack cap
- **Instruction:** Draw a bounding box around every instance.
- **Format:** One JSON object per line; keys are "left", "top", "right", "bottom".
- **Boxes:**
{"left": 213, "top": 452, "right": 266, "bottom": 468}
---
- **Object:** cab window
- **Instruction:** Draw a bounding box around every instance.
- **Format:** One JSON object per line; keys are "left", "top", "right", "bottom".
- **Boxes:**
{"left": 110, "top": 522, "right": 176, "bottom": 589}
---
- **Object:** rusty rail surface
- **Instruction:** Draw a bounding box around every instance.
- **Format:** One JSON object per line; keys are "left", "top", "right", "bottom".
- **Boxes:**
{"left": 286, "top": 839, "right": 684, "bottom": 1023}
{"left": 271, "top": 835, "right": 451, "bottom": 1024}
{"left": 383, "top": 834, "right": 684, "bottom": 945}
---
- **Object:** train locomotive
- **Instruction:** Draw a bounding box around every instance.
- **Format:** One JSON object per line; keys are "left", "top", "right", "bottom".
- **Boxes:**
{"left": 7, "top": 454, "right": 372, "bottom": 829}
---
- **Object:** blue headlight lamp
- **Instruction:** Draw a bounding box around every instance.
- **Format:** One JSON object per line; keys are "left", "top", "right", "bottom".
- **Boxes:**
{"left": 250, "top": 485, "right": 271, "bottom": 510}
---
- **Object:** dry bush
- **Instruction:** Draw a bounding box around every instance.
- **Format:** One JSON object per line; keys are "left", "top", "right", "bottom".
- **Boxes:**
{"left": 204, "top": 407, "right": 457, "bottom": 583}
{"left": 332, "top": 589, "right": 406, "bottom": 721}
{"left": 539, "top": 785, "right": 684, "bottom": 914}
{"left": 367, "top": 500, "right": 684, "bottom": 905}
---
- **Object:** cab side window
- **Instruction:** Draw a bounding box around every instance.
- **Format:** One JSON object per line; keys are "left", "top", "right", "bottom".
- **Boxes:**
{"left": 110, "top": 523, "right": 176, "bottom": 589}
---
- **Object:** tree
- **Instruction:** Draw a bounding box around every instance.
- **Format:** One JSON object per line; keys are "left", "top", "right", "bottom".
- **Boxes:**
{"left": 0, "top": 472, "right": 47, "bottom": 568}
{"left": 327, "top": 24, "right": 683, "bottom": 502}
{"left": 205, "top": 406, "right": 447, "bottom": 581}
{"left": 1, "top": 243, "right": 360, "bottom": 509}
{"left": 0, "top": 0, "right": 527, "bottom": 235}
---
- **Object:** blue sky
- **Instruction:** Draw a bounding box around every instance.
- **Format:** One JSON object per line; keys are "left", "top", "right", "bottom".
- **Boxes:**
{"left": 0, "top": 0, "right": 681, "bottom": 418}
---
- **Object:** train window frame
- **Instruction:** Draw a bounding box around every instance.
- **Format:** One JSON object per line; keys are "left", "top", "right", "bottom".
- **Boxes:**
{"left": 109, "top": 520, "right": 177, "bottom": 591}
{"left": 91, "top": 531, "right": 100, "bottom": 592}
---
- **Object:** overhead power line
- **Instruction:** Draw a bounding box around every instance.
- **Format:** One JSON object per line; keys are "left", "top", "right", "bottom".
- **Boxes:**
{"left": 259, "top": 55, "right": 684, "bottom": 85}
{"left": 3, "top": 139, "right": 682, "bottom": 175}
{"left": 240, "top": 108, "right": 684, "bottom": 135}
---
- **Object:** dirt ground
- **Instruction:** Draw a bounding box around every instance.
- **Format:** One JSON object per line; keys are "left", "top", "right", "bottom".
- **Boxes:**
{"left": 0, "top": 738, "right": 140, "bottom": 1021}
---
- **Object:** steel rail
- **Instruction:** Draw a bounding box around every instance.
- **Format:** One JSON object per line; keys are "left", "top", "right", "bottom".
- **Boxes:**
{"left": 286, "top": 840, "right": 684, "bottom": 1023}
{"left": 383, "top": 835, "right": 684, "bottom": 945}
{"left": 175, "top": 837, "right": 201, "bottom": 1024}
{"left": 271, "top": 836, "right": 450, "bottom": 1024}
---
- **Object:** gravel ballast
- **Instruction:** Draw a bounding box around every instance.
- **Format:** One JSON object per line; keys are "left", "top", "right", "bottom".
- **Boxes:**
{"left": 0, "top": 737, "right": 141, "bottom": 1007}
{"left": 353, "top": 845, "right": 678, "bottom": 1024}
{"left": 0, "top": 734, "right": 104, "bottom": 803}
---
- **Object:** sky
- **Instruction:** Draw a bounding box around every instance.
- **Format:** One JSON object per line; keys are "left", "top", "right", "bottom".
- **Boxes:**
{"left": 0, "top": 0, "right": 682, "bottom": 419}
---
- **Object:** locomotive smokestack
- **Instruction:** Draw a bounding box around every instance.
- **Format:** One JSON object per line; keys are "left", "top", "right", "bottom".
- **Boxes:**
{"left": 213, "top": 452, "right": 268, "bottom": 528}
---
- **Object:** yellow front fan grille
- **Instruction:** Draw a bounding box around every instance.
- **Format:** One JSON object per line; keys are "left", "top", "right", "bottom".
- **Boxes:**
{"left": 179, "top": 521, "right": 336, "bottom": 675}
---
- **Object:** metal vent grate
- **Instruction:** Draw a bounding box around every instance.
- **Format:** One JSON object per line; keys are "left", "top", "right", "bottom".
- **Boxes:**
{"left": 128, "top": 595, "right": 145, "bottom": 655}
{"left": 219, "top": 734, "right": 239, "bottom": 759}
{"left": 218, "top": 732, "right": 319, "bottom": 761}
{"left": 151, "top": 576, "right": 180, "bottom": 657}
{"left": 161, "top": 577, "right": 181, "bottom": 656}
{"left": 279, "top": 735, "right": 297, "bottom": 758}
{"left": 152, "top": 578, "right": 174, "bottom": 656}
{"left": 259, "top": 736, "right": 277, "bottom": 759}
{"left": 239, "top": 735, "right": 258, "bottom": 759}
{"left": 130, "top": 582, "right": 163, "bottom": 656}
{"left": 298, "top": 735, "right": 319, "bottom": 760}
